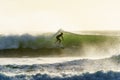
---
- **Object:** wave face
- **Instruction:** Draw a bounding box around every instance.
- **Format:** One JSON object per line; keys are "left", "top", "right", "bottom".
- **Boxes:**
{"left": 0, "top": 31, "right": 120, "bottom": 57}
{"left": 0, "top": 31, "right": 118, "bottom": 49}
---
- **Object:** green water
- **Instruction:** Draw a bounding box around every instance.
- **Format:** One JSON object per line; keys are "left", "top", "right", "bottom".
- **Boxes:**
{"left": 0, "top": 31, "right": 119, "bottom": 57}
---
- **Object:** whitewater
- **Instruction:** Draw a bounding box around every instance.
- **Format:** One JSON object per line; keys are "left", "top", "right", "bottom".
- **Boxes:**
{"left": 0, "top": 30, "right": 120, "bottom": 80}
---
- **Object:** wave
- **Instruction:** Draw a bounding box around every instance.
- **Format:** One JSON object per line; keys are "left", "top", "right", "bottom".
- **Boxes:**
{"left": 0, "top": 54, "right": 120, "bottom": 74}
{"left": 0, "top": 31, "right": 120, "bottom": 57}
{"left": 0, "top": 71, "right": 120, "bottom": 80}
{"left": 0, "top": 54, "right": 120, "bottom": 80}
{"left": 0, "top": 31, "right": 118, "bottom": 49}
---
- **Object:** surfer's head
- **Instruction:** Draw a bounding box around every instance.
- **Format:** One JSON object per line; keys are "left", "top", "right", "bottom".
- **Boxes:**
{"left": 61, "top": 32, "right": 63, "bottom": 35}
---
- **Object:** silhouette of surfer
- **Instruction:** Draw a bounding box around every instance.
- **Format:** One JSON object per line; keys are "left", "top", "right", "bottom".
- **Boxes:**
{"left": 56, "top": 32, "right": 64, "bottom": 45}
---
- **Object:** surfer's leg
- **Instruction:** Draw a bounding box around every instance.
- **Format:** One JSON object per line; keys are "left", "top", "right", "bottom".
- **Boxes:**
{"left": 56, "top": 37, "right": 60, "bottom": 42}
{"left": 55, "top": 37, "right": 59, "bottom": 43}
{"left": 58, "top": 39, "right": 61, "bottom": 44}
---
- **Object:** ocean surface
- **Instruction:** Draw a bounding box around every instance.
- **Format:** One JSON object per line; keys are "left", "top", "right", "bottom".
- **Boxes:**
{"left": 0, "top": 30, "right": 120, "bottom": 80}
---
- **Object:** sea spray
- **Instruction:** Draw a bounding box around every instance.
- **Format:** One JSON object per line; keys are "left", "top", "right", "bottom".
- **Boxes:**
{"left": 0, "top": 31, "right": 119, "bottom": 58}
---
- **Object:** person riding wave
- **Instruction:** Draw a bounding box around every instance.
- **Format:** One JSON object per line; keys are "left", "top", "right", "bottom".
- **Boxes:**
{"left": 56, "top": 32, "right": 64, "bottom": 44}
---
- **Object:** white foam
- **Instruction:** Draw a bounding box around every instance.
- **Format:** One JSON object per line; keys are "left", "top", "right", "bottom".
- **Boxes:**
{"left": 0, "top": 57, "right": 81, "bottom": 65}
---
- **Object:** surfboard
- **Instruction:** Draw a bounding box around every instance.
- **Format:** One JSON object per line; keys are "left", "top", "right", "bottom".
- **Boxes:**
{"left": 55, "top": 42, "right": 64, "bottom": 49}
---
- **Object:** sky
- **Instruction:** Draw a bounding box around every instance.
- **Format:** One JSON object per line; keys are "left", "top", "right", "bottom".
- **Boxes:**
{"left": 0, "top": 0, "right": 120, "bottom": 34}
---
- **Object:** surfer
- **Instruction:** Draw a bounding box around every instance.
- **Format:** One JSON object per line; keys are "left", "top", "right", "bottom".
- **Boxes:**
{"left": 56, "top": 32, "right": 64, "bottom": 44}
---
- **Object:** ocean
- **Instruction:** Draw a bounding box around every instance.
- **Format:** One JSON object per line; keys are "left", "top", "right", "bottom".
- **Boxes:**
{"left": 0, "top": 30, "right": 120, "bottom": 80}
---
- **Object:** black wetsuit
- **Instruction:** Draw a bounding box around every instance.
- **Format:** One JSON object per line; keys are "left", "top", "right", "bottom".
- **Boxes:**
{"left": 56, "top": 33, "right": 63, "bottom": 43}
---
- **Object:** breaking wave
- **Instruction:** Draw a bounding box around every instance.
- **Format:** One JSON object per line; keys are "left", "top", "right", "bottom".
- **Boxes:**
{"left": 0, "top": 31, "right": 118, "bottom": 49}
{"left": 0, "top": 71, "right": 120, "bottom": 80}
{"left": 0, "top": 54, "right": 120, "bottom": 80}
{"left": 0, "top": 30, "right": 120, "bottom": 80}
{"left": 0, "top": 31, "right": 120, "bottom": 58}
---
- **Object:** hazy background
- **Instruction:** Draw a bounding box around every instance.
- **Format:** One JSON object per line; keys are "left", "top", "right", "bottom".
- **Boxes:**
{"left": 0, "top": 0, "right": 120, "bottom": 34}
